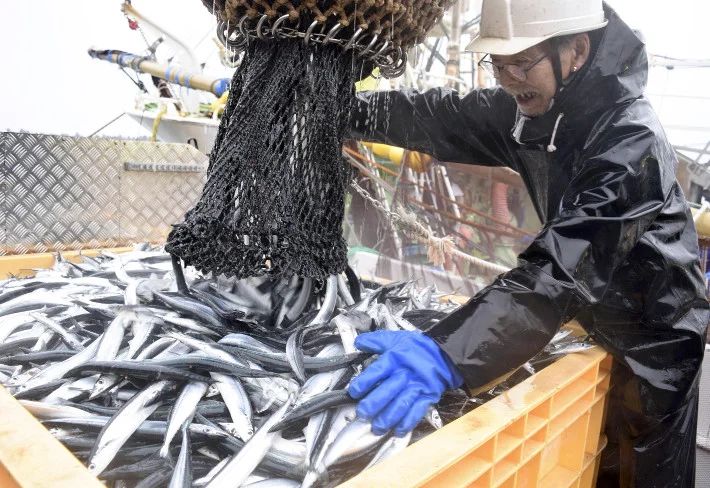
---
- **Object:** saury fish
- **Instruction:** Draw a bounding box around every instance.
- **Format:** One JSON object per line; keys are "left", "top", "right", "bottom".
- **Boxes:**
{"left": 0, "top": 245, "right": 590, "bottom": 486}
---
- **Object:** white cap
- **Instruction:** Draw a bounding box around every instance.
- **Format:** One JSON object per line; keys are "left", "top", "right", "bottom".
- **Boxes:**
{"left": 467, "top": 0, "right": 608, "bottom": 55}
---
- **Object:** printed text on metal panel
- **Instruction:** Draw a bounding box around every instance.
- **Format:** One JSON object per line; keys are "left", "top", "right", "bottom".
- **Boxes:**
{"left": 124, "top": 162, "right": 205, "bottom": 173}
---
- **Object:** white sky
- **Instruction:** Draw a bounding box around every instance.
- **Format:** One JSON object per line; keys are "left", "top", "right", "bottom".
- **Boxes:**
{"left": 2, "top": 0, "right": 710, "bottom": 150}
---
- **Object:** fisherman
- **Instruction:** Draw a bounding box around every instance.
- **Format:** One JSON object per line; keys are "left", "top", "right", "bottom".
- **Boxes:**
{"left": 347, "top": 1, "right": 709, "bottom": 486}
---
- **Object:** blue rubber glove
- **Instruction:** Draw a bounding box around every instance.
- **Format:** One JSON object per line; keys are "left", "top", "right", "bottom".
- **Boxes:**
{"left": 348, "top": 330, "right": 464, "bottom": 437}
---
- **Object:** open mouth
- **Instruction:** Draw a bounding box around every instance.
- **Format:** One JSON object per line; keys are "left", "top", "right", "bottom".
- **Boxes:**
{"left": 514, "top": 92, "right": 538, "bottom": 105}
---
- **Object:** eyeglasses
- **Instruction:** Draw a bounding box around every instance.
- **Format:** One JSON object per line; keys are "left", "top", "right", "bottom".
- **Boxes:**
{"left": 478, "top": 53, "right": 550, "bottom": 82}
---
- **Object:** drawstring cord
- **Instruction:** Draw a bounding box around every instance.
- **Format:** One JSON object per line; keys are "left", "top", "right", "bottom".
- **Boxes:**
{"left": 511, "top": 109, "right": 564, "bottom": 152}
{"left": 512, "top": 112, "right": 529, "bottom": 144}
{"left": 547, "top": 112, "right": 564, "bottom": 153}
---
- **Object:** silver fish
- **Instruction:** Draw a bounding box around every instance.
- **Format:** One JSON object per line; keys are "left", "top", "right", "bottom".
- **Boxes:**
{"left": 16, "top": 333, "right": 103, "bottom": 392}
{"left": 193, "top": 457, "right": 230, "bottom": 487}
{"left": 87, "top": 380, "right": 177, "bottom": 475}
{"left": 212, "top": 372, "right": 253, "bottom": 441}
{"left": 42, "top": 375, "right": 99, "bottom": 404}
{"left": 160, "top": 381, "right": 208, "bottom": 457}
{"left": 30, "top": 312, "right": 85, "bottom": 351}
{"left": 425, "top": 405, "right": 443, "bottom": 430}
{"left": 206, "top": 395, "right": 294, "bottom": 487}
{"left": 303, "top": 417, "right": 386, "bottom": 487}
{"left": 363, "top": 431, "right": 412, "bottom": 469}
{"left": 0, "top": 312, "right": 39, "bottom": 343}
{"left": 167, "top": 422, "right": 192, "bottom": 488}
{"left": 95, "top": 312, "right": 130, "bottom": 361}
{"left": 244, "top": 479, "right": 301, "bottom": 488}
{"left": 311, "top": 275, "right": 339, "bottom": 325}
{"left": 0, "top": 245, "right": 589, "bottom": 487}
{"left": 18, "top": 399, "right": 93, "bottom": 419}
{"left": 337, "top": 274, "right": 355, "bottom": 307}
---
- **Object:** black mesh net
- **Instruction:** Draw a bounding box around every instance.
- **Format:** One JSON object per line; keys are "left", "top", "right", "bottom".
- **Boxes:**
{"left": 166, "top": 39, "right": 357, "bottom": 282}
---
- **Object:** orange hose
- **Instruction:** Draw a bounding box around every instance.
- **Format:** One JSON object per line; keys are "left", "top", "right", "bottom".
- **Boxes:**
{"left": 491, "top": 181, "right": 510, "bottom": 229}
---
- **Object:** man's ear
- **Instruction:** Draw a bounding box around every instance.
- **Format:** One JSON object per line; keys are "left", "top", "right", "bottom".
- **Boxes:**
{"left": 572, "top": 33, "right": 591, "bottom": 69}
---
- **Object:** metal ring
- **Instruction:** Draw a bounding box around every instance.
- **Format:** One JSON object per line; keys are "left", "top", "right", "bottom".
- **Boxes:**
{"left": 377, "top": 45, "right": 402, "bottom": 71}
{"left": 221, "top": 19, "right": 248, "bottom": 50}
{"left": 380, "top": 50, "right": 407, "bottom": 78}
{"left": 343, "top": 27, "right": 364, "bottom": 51}
{"left": 271, "top": 14, "right": 291, "bottom": 39}
{"left": 323, "top": 22, "right": 343, "bottom": 44}
{"left": 224, "top": 52, "right": 241, "bottom": 68}
{"left": 368, "top": 39, "right": 391, "bottom": 60}
{"left": 217, "top": 20, "right": 246, "bottom": 50}
{"left": 256, "top": 15, "right": 272, "bottom": 41}
{"left": 216, "top": 21, "right": 228, "bottom": 46}
{"left": 221, "top": 14, "right": 403, "bottom": 73}
{"left": 303, "top": 20, "right": 321, "bottom": 45}
{"left": 374, "top": 47, "right": 397, "bottom": 69}
{"left": 229, "top": 31, "right": 249, "bottom": 50}
{"left": 238, "top": 16, "right": 252, "bottom": 40}
{"left": 384, "top": 44, "right": 404, "bottom": 67}
{"left": 356, "top": 34, "right": 378, "bottom": 58}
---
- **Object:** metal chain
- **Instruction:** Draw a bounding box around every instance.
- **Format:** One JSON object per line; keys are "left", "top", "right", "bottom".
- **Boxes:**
{"left": 216, "top": 17, "right": 407, "bottom": 78}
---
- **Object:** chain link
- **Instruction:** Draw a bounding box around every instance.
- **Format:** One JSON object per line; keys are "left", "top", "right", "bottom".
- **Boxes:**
{"left": 216, "top": 17, "right": 407, "bottom": 78}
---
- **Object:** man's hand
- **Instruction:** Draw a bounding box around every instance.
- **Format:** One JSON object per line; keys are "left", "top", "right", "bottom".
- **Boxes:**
{"left": 348, "top": 330, "right": 464, "bottom": 436}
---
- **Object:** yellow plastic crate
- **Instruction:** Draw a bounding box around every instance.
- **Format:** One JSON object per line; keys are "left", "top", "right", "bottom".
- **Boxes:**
{"left": 0, "top": 385, "right": 104, "bottom": 488}
{"left": 0, "top": 252, "right": 611, "bottom": 488}
{"left": 0, "top": 248, "right": 133, "bottom": 280}
{"left": 341, "top": 348, "right": 611, "bottom": 488}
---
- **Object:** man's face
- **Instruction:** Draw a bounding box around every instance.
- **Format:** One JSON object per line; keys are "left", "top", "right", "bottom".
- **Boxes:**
{"left": 492, "top": 44, "right": 557, "bottom": 117}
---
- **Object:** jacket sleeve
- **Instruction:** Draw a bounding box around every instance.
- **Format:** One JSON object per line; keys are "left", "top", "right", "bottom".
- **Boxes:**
{"left": 425, "top": 116, "right": 672, "bottom": 390}
{"left": 348, "top": 87, "right": 516, "bottom": 167}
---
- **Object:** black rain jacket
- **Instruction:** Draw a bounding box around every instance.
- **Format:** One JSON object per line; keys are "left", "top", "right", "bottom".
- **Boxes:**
{"left": 348, "top": 5, "right": 708, "bottom": 487}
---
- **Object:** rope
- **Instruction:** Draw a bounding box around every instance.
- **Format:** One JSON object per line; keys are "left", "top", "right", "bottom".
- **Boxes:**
{"left": 150, "top": 103, "right": 167, "bottom": 142}
{"left": 88, "top": 112, "right": 128, "bottom": 138}
{"left": 343, "top": 146, "right": 535, "bottom": 238}
{"left": 344, "top": 151, "right": 525, "bottom": 239}
{"left": 350, "top": 181, "right": 512, "bottom": 274}
{"left": 348, "top": 154, "right": 513, "bottom": 266}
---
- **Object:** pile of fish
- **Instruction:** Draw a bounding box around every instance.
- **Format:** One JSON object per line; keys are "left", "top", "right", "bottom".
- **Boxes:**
{"left": 0, "top": 244, "right": 593, "bottom": 488}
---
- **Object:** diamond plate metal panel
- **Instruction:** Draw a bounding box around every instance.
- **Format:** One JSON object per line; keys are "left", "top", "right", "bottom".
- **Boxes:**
{"left": 0, "top": 132, "right": 207, "bottom": 254}
{"left": 3, "top": 133, "right": 121, "bottom": 254}
{"left": 0, "top": 133, "right": 7, "bottom": 256}
{"left": 117, "top": 141, "right": 206, "bottom": 243}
